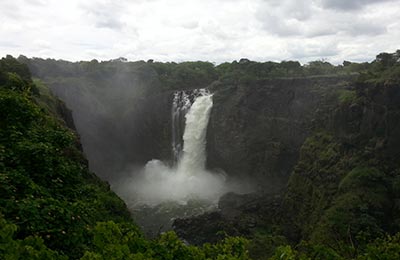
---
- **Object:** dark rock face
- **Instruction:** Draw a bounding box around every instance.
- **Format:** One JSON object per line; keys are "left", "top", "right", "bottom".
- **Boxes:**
{"left": 333, "top": 83, "right": 400, "bottom": 161}
{"left": 207, "top": 76, "right": 351, "bottom": 191}
{"left": 54, "top": 99, "right": 77, "bottom": 131}
{"left": 173, "top": 192, "right": 282, "bottom": 245}
{"left": 173, "top": 212, "right": 227, "bottom": 245}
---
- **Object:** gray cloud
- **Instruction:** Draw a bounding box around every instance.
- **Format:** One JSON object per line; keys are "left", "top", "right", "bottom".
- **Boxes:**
{"left": 346, "top": 20, "right": 387, "bottom": 35}
{"left": 288, "top": 41, "right": 339, "bottom": 59}
{"left": 256, "top": 0, "right": 389, "bottom": 38}
{"left": 95, "top": 18, "right": 125, "bottom": 30}
{"left": 181, "top": 21, "right": 199, "bottom": 30}
{"left": 319, "top": 0, "right": 397, "bottom": 11}
{"left": 201, "top": 20, "right": 240, "bottom": 40}
{"left": 0, "top": 41, "right": 21, "bottom": 48}
{"left": 304, "top": 15, "right": 387, "bottom": 37}
{"left": 261, "top": 18, "right": 302, "bottom": 37}
{"left": 0, "top": 2, "right": 23, "bottom": 19}
{"left": 255, "top": 2, "right": 305, "bottom": 37}
{"left": 23, "top": 0, "right": 48, "bottom": 6}
{"left": 79, "top": 1, "right": 126, "bottom": 30}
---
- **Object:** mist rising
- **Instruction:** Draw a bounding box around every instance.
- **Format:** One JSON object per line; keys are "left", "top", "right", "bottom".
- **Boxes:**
{"left": 112, "top": 92, "right": 231, "bottom": 207}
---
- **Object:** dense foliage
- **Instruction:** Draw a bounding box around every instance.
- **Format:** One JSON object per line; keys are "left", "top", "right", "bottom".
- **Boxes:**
{"left": 150, "top": 61, "right": 218, "bottom": 89}
{"left": 0, "top": 56, "right": 250, "bottom": 259}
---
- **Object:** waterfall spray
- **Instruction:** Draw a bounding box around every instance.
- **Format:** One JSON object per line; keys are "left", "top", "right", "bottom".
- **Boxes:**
{"left": 113, "top": 89, "right": 227, "bottom": 206}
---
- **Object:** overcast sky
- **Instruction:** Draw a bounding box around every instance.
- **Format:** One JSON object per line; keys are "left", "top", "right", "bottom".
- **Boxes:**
{"left": 0, "top": 0, "right": 399, "bottom": 64}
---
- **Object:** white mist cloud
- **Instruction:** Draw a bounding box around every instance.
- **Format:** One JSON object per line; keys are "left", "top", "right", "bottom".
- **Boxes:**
{"left": 112, "top": 160, "right": 229, "bottom": 207}
{"left": 0, "top": 0, "right": 399, "bottom": 63}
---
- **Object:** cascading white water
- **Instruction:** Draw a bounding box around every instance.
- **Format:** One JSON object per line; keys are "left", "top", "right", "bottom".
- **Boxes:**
{"left": 177, "top": 93, "right": 213, "bottom": 175}
{"left": 171, "top": 89, "right": 210, "bottom": 163}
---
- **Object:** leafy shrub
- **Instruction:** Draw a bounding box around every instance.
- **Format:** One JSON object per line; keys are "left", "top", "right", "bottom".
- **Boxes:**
{"left": 337, "top": 89, "right": 357, "bottom": 104}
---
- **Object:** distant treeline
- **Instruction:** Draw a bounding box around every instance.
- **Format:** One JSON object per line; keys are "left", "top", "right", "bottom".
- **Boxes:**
{"left": 18, "top": 50, "right": 400, "bottom": 90}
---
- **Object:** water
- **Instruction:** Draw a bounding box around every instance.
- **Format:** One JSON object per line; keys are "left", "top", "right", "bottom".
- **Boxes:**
{"left": 177, "top": 91, "right": 213, "bottom": 175}
{"left": 171, "top": 89, "right": 210, "bottom": 163}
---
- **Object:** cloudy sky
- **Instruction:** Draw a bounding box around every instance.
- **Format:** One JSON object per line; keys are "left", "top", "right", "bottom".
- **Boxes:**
{"left": 0, "top": 0, "right": 399, "bottom": 64}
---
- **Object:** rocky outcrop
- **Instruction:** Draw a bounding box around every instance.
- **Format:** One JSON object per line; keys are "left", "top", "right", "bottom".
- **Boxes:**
{"left": 332, "top": 82, "right": 400, "bottom": 161}
{"left": 53, "top": 99, "right": 77, "bottom": 131}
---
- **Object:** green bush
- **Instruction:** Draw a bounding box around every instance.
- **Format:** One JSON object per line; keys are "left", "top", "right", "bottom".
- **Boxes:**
{"left": 337, "top": 89, "right": 357, "bottom": 104}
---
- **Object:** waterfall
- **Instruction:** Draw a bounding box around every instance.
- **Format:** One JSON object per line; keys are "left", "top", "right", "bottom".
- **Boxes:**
{"left": 171, "top": 89, "right": 211, "bottom": 164}
{"left": 113, "top": 88, "right": 227, "bottom": 207}
{"left": 111, "top": 88, "right": 250, "bottom": 237}
{"left": 177, "top": 92, "right": 213, "bottom": 175}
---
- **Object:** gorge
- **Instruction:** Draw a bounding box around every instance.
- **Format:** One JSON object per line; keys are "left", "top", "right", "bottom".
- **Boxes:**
{"left": 1, "top": 51, "right": 400, "bottom": 259}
